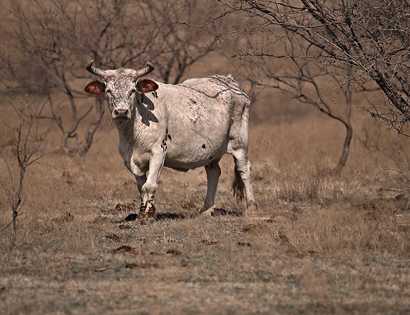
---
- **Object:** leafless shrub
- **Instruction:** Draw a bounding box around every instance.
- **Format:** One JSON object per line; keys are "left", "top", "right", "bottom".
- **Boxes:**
{"left": 233, "top": 28, "right": 355, "bottom": 174}
{"left": 222, "top": 0, "right": 410, "bottom": 135}
{"left": 141, "top": 0, "right": 222, "bottom": 84}
{"left": 0, "top": 99, "right": 48, "bottom": 244}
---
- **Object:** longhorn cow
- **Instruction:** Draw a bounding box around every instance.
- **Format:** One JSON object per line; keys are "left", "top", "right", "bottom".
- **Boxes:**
{"left": 85, "top": 62, "right": 257, "bottom": 218}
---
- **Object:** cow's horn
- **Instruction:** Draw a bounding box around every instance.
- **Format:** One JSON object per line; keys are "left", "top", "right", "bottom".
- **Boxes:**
{"left": 86, "top": 60, "right": 108, "bottom": 77}
{"left": 134, "top": 62, "right": 154, "bottom": 78}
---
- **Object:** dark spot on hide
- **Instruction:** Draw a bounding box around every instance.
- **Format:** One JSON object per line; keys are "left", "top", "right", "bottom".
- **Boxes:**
{"left": 167, "top": 134, "right": 172, "bottom": 141}
{"left": 202, "top": 144, "right": 206, "bottom": 149}
{"left": 161, "top": 138, "right": 167, "bottom": 151}
{"left": 190, "top": 98, "right": 197, "bottom": 104}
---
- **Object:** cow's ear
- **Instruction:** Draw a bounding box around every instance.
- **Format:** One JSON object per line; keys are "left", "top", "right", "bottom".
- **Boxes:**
{"left": 85, "top": 80, "right": 105, "bottom": 96}
{"left": 136, "top": 79, "right": 158, "bottom": 94}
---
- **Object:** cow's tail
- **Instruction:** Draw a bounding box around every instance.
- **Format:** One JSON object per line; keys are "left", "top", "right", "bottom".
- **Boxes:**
{"left": 232, "top": 162, "right": 245, "bottom": 201}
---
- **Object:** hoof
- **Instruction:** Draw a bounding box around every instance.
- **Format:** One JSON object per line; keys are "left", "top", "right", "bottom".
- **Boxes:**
{"left": 200, "top": 207, "right": 227, "bottom": 217}
{"left": 200, "top": 206, "right": 215, "bottom": 217}
{"left": 139, "top": 204, "right": 156, "bottom": 219}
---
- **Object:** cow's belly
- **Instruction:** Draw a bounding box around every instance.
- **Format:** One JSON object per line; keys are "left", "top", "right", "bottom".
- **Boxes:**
{"left": 164, "top": 140, "right": 228, "bottom": 171}
{"left": 164, "top": 121, "right": 230, "bottom": 170}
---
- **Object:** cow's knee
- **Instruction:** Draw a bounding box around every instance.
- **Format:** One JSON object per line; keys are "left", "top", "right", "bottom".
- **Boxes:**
{"left": 142, "top": 181, "right": 158, "bottom": 194}
{"left": 135, "top": 175, "right": 146, "bottom": 193}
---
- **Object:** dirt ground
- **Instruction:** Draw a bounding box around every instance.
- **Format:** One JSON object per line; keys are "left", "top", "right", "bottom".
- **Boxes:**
{"left": 1, "top": 98, "right": 410, "bottom": 314}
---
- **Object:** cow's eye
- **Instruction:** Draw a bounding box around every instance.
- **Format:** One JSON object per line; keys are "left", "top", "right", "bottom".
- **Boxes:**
{"left": 106, "top": 89, "right": 113, "bottom": 96}
{"left": 129, "top": 89, "right": 137, "bottom": 97}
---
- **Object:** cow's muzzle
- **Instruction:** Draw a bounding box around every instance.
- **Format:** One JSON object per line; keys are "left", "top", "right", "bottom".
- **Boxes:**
{"left": 112, "top": 108, "right": 130, "bottom": 119}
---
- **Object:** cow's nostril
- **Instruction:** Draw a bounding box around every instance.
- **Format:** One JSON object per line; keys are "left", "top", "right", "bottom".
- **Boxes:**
{"left": 113, "top": 109, "right": 129, "bottom": 117}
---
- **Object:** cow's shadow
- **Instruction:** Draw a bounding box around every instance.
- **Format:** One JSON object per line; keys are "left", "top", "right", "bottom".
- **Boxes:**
{"left": 121, "top": 208, "right": 241, "bottom": 223}
{"left": 155, "top": 208, "right": 242, "bottom": 221}
{"left": 122, "top": 211, "right": 186, "bottom": 222}
{"left": 156, "top": 212, "right": 187, "bottom": 221}
{"left": 137, "top": 95, "right": 158, "bottom": 126}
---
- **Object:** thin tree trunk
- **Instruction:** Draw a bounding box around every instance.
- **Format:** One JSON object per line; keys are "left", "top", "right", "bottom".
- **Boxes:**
{"left": 334, "top": 2, "right": 354, "bottom": 175}
{"left": 334, "top": 120, "right": 353, "bottom": 175}
{"left": 12, "top": 166, "right": 25, "bottom": 244}
{"left": 11, "top": 207, "right": 18, "bottom": 245}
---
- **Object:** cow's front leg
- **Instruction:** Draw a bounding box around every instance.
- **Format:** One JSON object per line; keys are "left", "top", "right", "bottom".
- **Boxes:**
{"left": 140, "top": 147, "right": 166, "bottom": 218}
{"left": 135, "top": 174, "right": 146, "bottom": 212}
{"left": 125, "top": 158, "right": 147, "bottom": 219}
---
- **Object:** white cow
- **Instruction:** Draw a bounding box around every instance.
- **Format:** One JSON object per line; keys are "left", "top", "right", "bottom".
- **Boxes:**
{"left": 85, "top": 61, "right": 257, "bottom": 218}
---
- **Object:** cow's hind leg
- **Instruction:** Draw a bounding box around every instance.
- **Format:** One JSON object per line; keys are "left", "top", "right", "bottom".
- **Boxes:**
{"left": 229, "top": 147, "right": 257, "bottom": 216}
{"left": 228, "top": 96, "right": 258, "bottom": 217}
{"left": 200, "top": 161, "right": 221, "bottom": 216}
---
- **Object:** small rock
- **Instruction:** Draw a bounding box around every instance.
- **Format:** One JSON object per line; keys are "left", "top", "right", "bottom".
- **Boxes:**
{"left": 166, "top": 248, "right": 182, "bottom": 256}
{"left": 201, "top": 239, "right": 218, "bottom": 246}
{"left": 112, "top": 245, "right": 139, "bottom": 255}
{"left": 237, "top": 241, "right": 252, "bottom": 247}
{"left": 105, "top": 233, "right": 121, "bottom": 242}
{"left": 115, "top": 202, "right": 137, "bottom": 212}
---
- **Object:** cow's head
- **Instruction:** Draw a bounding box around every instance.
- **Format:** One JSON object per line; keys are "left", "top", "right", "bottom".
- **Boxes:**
{"left": 85, "top": 61, "right": 158, "bottom": 120}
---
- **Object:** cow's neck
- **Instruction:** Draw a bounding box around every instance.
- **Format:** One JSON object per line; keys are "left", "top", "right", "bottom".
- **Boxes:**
{"left": 114, "top": 116, "right": 135, "bottom": 163}
{"left": 114, "top": 96, "right": 145, "bottom": 163}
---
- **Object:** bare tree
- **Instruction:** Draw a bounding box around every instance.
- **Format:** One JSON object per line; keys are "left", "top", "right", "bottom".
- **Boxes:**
{"left": 0, "top": 99, "right": 48, "bottom": 244}
{"left": 141, "top": 0, "right": 222, "bottom": 84}
{"left": 222, "top": 0, "right": 410, "bottom": 134}
{"left": 236, "top": 29, "right": 354, "bottom": 173}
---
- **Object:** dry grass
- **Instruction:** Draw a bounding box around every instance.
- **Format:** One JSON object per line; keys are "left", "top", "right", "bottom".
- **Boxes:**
{"left": 0, "top": 92, "right": 409, "bottom": 314}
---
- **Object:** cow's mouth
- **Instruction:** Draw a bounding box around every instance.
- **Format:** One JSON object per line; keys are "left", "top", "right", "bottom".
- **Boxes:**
{"left": 113, "top": 116, "right": 130, "bottom": 121}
